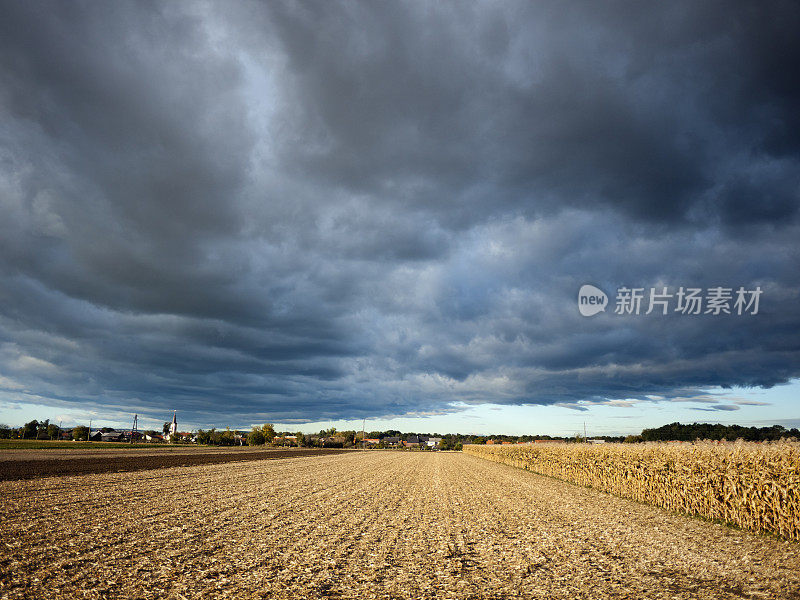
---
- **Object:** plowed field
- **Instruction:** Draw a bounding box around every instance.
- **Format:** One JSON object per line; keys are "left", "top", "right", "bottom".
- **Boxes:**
{"left": 0, "top": 447, "right": 342, "bottom": 481}
{"left": 1, "top": 451, "right": 798, "bottom": 599}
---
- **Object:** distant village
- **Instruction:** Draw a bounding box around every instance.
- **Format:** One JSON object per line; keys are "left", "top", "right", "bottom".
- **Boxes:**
{"left": 1, "top": 412, "right": 621, "bottom": 450}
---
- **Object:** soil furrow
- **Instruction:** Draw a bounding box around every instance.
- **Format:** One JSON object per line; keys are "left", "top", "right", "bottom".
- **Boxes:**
{"left": 1, "top": 451, "right": 798, "bottom": 599}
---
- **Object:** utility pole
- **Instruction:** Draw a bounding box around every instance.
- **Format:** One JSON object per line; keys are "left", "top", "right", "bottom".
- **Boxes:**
{"left": 362, "top": 418, "right": 366, "bottom": 450}
{"left": 584, "top": 422, "right": 587, "bottom": 443}
{"left": 88, "top": 419, "right": 92, "bottom": 442}
{"left": 130, "top": 414, "right": 138, "bottom": 444}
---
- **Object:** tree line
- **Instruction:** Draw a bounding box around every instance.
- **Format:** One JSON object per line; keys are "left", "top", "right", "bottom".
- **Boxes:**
{"left": 0, "top": 420, "right": 89, "bottom": 441}
{"left": 1, "top": 420, "right": 796, "bottom": 444}
{"left": 635, "top": 422, "right": 799, "bottom": 442}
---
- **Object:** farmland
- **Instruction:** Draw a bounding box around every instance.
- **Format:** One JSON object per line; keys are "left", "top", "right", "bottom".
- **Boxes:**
{"left": 0, "top": 447, "right": 342, "bottom": 481}
{"left": 0, "top": 440, "right": 166, "bottom": 450}
{"left": 1, "top": 451, "right": 798, "bottom": 599}
{"left": 464, "top": 441, "right": 800, "bottom": 539}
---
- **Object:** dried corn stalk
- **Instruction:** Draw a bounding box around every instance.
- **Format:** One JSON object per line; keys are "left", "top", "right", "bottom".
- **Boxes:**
{"left": 464, "top": 441, "right": 800, "bottom": 539}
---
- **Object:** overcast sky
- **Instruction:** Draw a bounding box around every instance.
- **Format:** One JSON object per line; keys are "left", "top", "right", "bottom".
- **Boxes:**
{"left": 1, "top": 1, "right": 798, "bottom": 434}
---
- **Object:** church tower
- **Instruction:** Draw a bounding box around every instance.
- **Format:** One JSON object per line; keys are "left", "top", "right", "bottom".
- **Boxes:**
{"left": 170, "top": 410, "right": 177, "bottom": 437}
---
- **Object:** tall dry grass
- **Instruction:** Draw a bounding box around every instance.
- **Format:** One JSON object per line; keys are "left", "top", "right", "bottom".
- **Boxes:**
{"left": 464, "top": 441, "right": 800, "bottom": 539}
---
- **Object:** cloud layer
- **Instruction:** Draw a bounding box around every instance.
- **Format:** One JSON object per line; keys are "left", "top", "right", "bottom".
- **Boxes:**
{"left": 1, "top": 1, "right": 798, "bottom": 427}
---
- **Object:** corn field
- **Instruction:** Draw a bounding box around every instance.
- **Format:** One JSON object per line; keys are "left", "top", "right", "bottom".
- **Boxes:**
{"left": 464, "top": 441, "right": 800, "bottom": 540}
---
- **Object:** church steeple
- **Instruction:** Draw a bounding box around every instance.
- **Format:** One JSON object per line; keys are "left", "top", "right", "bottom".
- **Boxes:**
{"left": 170, "top": 410, "right": 177, "bottom": 436}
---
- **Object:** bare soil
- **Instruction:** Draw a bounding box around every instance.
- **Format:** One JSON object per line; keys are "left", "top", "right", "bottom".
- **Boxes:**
{"left": 0, "top": 447, "right": 343, "bottom": 480}
{"left": 0, "top": 451, "right": 797, "bottom": 599}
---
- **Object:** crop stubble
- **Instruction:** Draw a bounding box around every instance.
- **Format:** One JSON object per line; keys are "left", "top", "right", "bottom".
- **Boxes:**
{"left": 1, "top": 452, "right": 798, "bottom": 599}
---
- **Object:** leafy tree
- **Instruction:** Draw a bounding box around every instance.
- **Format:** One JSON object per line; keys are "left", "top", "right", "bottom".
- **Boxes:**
{"left": 261, "top": 423, "right": 276, "bottom": 444}
{"left": 72, "top": 425, "right": 89, "bottom": 441}
{"left": 220, "top": 427, "right": 235, "bottom": 446}
{"left": 204, "top": 427, "right": 235, "bottom": 446}
{"left": 295, "top": 432, "right": 306, "bottom": 447}
{"left": 196, "top": 429, "right": 212, "bottom": 445}
{"left": 100, "top": 427, "right": 114, "bottom": 433}
{"left": 21, "top": 420, "right": 39, "bottom": 440}
{"left": 34, "top": 419, "right": 52, "bottom": 439}
{"left": 47, "top": 423, "right": 61, "bottom": 440}
{"left": 247, "top": 427, "right": 265, "bottom": 446}
{"left": 163, "top": 422, "right": 171, "bottom": 436}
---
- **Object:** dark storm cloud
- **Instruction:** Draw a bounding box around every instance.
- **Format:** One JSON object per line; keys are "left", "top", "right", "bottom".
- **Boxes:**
{"left": 0, "top": 1, "right": 798, "bottom": 427}
{"left": 251, "top": 0, "right": 800, "bottom": 226}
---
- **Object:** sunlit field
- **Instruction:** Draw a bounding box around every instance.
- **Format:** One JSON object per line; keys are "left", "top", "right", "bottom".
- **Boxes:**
{"left": 1, "top": 451, "right": 798, "bottom": 599}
